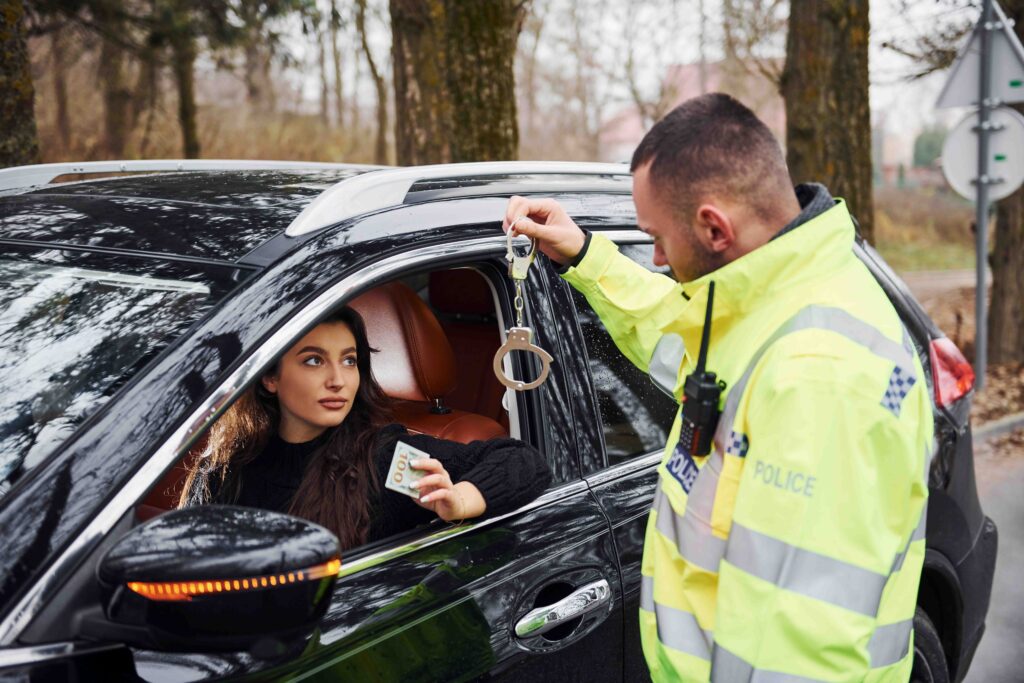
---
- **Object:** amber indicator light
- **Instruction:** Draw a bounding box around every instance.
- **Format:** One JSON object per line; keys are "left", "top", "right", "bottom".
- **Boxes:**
{"left": 126, "top": 557, "right": 341, "bottom": 602}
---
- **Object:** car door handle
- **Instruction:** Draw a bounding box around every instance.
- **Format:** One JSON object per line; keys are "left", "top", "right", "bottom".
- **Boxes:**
{"left": 514, "top": 579, "right": 611, "bottom": 638}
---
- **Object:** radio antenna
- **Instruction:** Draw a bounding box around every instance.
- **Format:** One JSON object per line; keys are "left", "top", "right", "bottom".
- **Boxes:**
{"left": 694, "top": 281, "right": 715, "bottom": 374}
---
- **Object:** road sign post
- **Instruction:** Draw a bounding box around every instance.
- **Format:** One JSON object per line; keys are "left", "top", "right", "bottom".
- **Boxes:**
{"left": 939, "top": 0, "right": 1024, "bottom": 391}
{"left": 975, "top": 0, "right": 994, "bottom": 391}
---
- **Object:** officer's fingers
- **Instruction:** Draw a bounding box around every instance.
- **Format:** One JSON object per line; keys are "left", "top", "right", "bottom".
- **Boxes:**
{"left": 505, "top": 196, "right": 558, "bottom": 231}
{"left": 508, "top": 215, "right": 545, "bottom": 239}
{"left": 503, "top": 195, "right": 532, "bottom": 231}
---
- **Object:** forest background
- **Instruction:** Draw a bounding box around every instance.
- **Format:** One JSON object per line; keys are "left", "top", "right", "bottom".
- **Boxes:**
{"left": 3, "top": 0, "right": 1024, "bottom": 368}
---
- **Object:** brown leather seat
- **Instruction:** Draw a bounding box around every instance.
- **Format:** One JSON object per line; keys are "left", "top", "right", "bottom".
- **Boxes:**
{"left": 350, "top": 281, "right": 507, "bottom": 443}
{"left": 428, "top": 269, "right": 506, "bottom": 427}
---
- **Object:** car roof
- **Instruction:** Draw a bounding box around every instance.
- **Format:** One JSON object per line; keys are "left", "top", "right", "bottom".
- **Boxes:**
{"left": 0, "top": 169, "right": 371, "bottom": 265}
{"left": 0, "top": 163, "right": 635, "bottom": 268}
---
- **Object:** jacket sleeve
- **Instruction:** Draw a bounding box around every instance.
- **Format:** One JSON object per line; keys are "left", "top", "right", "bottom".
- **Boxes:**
{"left": 561, "top": 233, "right": 687, "bottom": 373}
{"left": 401, "top": 432, "right": 552, "bottom": 516}
{"left": 710, "top": 351, "right": 928, "bottom": 680}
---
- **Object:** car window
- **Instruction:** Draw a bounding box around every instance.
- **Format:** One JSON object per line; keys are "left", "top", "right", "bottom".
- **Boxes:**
{"left": 138, "top": 260, "right": 562, "bottom": 536}
{"left": 0, "top": 257, "right": 225, "bottom": 500}
{"left": 569, "top": 243, "right": 678, "bottom": 465}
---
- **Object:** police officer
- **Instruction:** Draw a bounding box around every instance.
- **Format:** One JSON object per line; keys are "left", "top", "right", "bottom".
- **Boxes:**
{"left": 503, "top": 94, "right": 932, "bottom": 682}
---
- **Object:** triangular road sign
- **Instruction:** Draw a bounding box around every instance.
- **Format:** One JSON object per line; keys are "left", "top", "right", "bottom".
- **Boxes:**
{"left": 937, "top": 1, "right": 1024, "bottom": 108}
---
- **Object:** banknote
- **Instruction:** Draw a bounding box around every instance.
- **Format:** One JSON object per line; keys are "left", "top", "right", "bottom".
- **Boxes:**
{"left": 384, "top": 440, "right": 430, "bottom": 498}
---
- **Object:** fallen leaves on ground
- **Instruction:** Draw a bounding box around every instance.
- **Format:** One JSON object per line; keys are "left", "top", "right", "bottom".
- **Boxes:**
{"left": 972, "top": 364, "right": 1024, "bottom": 425}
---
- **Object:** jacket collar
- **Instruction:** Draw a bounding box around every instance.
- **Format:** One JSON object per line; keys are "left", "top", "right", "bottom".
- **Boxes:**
{"left": 674, "top": 199, "right": 856, "bottom": 354}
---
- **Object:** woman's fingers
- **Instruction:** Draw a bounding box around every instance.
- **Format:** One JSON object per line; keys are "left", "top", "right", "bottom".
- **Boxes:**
{"left": 413, "top": 473, "right": 449, "bottom": 491}
{"left": 410, "top": 457, "right": 443, "bottom": 473}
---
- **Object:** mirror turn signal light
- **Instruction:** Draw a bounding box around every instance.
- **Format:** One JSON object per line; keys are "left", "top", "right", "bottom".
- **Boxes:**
{"left": 126, "top": 557, "right": 341, "bottom": 602}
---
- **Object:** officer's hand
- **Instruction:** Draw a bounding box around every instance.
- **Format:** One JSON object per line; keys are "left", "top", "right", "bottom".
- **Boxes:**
{"left": 503, "top": 196, "right": 586, "bottom": 266}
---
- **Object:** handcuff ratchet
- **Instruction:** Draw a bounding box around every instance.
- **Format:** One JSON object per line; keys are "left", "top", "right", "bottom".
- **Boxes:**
{"left": 494, "top": 223, "right": 554, "bottom": 391}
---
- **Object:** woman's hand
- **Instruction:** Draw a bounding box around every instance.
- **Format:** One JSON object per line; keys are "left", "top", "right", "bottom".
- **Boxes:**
{"left": 410, "top": 458, "right": 485, "bottom": 522}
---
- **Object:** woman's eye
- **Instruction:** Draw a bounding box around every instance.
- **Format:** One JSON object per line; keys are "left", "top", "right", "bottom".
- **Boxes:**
{"left": 343, "top": 356, "right": 358, "bottom": 367}
{"left": 302, "top": 356, "right": 323, "bottom": 367}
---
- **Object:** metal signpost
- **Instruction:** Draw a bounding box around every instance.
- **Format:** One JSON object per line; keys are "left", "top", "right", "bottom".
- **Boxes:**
{"left": 938, "top": 0, "right": 1024, "bottom": 390}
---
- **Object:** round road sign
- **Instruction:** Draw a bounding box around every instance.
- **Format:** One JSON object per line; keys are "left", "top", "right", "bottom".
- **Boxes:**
{"left": 942, "top": 106, "right": 1024, "bottom": 202}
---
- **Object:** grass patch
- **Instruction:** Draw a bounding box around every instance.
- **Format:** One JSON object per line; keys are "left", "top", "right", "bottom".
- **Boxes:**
{"left": 873, "top": 186, "right": 977, "bottom": 271}
{"left": 874, "top": 240, "right": 976, "bottom": 272}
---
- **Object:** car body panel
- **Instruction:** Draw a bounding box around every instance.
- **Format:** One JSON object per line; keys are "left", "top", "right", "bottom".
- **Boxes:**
{"left": 0, "top": 169, "right": 997, "bottom": 682}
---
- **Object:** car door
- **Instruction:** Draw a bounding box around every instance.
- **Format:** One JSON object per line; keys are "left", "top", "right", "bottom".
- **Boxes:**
{"left": 116, "top": 233, "right": 623, "bottom": 681}
{"left": 545, "top": 230, "right": 676, "bottom": 683}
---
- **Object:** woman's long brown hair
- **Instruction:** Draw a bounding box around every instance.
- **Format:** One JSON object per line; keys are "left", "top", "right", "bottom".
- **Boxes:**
{"left": 179, "top": 307, "right": 393, "bottom": 550}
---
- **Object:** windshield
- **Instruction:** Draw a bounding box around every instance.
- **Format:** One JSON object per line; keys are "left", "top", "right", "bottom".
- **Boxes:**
{"left": 0, "top": 259, "right": 215, "bottom": 499}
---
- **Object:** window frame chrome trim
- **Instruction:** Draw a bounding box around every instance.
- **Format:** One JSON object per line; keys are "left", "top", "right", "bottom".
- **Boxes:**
{"left": 584, "top": 451, "right": 662, "bottom": 488}
{"left": 337, "top": 480, "right": 590, "bottom": 579}
{"left": 0, "top": 641, "right": 123, "bottom": 667}
{"left": 0, "top": 234, "right": 529, "bottom": 645}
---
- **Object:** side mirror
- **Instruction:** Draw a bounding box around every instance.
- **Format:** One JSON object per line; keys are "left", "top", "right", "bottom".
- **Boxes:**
{"left": 82, "top": 505, "right": 340, "bottom": 656}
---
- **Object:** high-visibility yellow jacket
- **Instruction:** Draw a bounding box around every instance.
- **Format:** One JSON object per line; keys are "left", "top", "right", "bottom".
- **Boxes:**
{"left": 562, "top": 200, "right": 932, "bottom": 682}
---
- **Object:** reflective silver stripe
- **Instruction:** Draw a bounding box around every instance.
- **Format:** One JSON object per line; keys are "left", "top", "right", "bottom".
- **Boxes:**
{"left": 711, "top": 645, "right": 827, "bottom": 683}
{"left": 901, "top": 326, "right": 915, "bottom": 357}
{"left": 891, "top": 511, "right": 927, "bottom": 574}
{"left": 653, "top": 488, "right": 726, "bottom": 573}
{"left": 650, "top": 333, "right": 686, "bottom": 398}
{"left": 725, "top": 523, "right": 888, "bottom": 617}
{"left": 685, "top": 447, "right": 722, "bottom": 521}
{"left": 641, "top": 577, "right": 714, "bottom": 661}
{"left": 868, "top": 619, "right": 913, "bottom": 668}
{"left": 717, "top": 305, "right": 918, "bottom": 438}
{"left": 641, "top": 574, "right": 655, "bottom": 610}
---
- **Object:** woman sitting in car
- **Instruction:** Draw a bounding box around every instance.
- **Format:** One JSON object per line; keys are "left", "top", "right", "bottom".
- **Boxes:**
{"left": 179, "top": 306, "right": 550, "bottom": 551}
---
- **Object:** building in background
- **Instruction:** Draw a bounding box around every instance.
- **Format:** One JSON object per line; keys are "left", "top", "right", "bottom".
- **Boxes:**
{"left": 598, "top": 59, "right": 785, "bottom": 163}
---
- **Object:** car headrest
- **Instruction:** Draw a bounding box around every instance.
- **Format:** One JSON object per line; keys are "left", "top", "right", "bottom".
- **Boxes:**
{"left": 429, "top": 269, "right": 494, "bottom": 316}
{"left": 350, "top": 281, "right": 457, "bottom": 403}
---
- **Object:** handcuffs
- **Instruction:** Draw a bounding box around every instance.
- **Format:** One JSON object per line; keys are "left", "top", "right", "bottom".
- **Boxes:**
{"left": 492, "top": 218, "right": 554, "bottom": 391}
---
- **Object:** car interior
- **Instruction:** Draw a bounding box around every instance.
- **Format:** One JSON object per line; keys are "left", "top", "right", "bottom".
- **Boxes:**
{"left": 135, "top": 265, "right": 517, "bottom": 526}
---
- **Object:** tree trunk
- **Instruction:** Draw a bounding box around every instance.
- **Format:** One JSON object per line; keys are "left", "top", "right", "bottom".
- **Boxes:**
{"left": 781, "top": 0, "right": 874, "bottom": 243}
{"left": 520, "top": 8, "right": 543, "bottom": 139}
{"left": 443, "top": 0, "right": 524, "bottom": 162}
{"left": 390, "top": 0, "right": 450, "bottom": 165}
{"left": 330, "top": 0, "right": 345, "bottom": 129}
{"left": 170, "top": 32, "right": 200, "bottom": 158}
{"left": 357, "top": 0, "right": 389, "bottom": 164}
{"left": 0, "top": 0, "right": 40, "bottom": 167}
{"left": 988, "top": 1, "right": 1024, "bottom": 364}
{"left": 318, "top": 18, "right": 330, "bottom": 126}
{"left": 244, "top": 42, "right": 266, "bottom": 108}
{"left": 51, "top": 30, "right": 71, "bottom": 153}
{"left": 97, "top": 13, "right": 133, "bottom": 158}
{"left": 351, "top": 50, "right": 361, "bottom": 134}
{"left": 390, "top": 0, "right": 525, "bottom": 165}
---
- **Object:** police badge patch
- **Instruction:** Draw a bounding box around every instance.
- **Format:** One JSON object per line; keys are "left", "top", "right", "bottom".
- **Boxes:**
{"left": 665, "top": 441, "right": 700, "bottom": 493}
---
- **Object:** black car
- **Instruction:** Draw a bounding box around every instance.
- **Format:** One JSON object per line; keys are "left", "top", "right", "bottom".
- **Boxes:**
{"left": 0, "top": 160, "right": 997, "bottom": 682}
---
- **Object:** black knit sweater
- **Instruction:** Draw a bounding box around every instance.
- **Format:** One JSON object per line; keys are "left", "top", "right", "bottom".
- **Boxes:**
{"left": 202, "top": 424, "right": 551, "bottom": 544}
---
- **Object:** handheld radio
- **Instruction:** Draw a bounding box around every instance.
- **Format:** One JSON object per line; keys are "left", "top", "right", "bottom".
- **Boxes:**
{"left": 678, "top": 281, "right": 726, "bottom": 457}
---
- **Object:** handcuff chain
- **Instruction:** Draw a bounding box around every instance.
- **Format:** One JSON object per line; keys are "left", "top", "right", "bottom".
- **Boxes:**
{"left": 514, "top": 281, "right": 524, "bottom": 327}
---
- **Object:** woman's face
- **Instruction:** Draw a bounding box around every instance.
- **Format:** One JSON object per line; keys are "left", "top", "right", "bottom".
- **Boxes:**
{"left": 262, "top": 321, "right": 361, "bottom": 443}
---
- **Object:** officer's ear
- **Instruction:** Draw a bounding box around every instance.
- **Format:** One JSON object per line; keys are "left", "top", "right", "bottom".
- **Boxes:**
{"left": 694, "top": 203, "right": 735, "bottom": 255}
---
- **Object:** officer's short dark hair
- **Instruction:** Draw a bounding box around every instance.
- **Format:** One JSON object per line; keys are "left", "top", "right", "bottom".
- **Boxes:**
{"left": 631, "top": 93, "right": 792, "bottom": 225}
